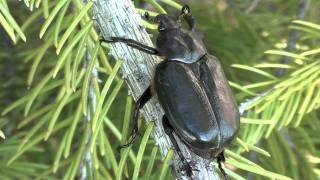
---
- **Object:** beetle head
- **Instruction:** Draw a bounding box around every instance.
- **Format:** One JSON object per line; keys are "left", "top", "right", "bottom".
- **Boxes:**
{"left": 144, "top": 5, "right": 191, "bottom": 32}
{"left": 144, "top": 12, "right": 180, "bottom": 32}
{"left": 155, "top": 14, "right": 179, "bottom": 32}
{"left": 144, "top": 6, "right": 207, "bottom": 63}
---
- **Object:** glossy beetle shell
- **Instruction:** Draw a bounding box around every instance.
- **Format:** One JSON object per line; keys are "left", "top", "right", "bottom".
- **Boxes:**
{"left": 155, "top": 15, "right": 207, "bottom": 64}
{"left": 156, "top": 28, "right": 206, "bottom": 63}
{"left": 154, "top": 54, "right": 240, "bottom": 158}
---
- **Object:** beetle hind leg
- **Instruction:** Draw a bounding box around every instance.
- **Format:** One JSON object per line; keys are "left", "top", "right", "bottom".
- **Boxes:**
{"left": 217, "top": 151, "right": 228, "bottom": 180}
{"left": 162, "top": 115, "right": 194, "bottom": 179}
{"left": 119, "top": 86, "right": 152, "bottom": 149}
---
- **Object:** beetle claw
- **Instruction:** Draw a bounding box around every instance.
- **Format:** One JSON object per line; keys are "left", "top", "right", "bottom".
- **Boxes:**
{"left": 118, "top": 131, "right": 138, "bottom": 150}
{"left": 178, "top": 160, "right": 195, "bottom": 178}
{"left": 99, "top": 36, "right": 114, "bottom": 43}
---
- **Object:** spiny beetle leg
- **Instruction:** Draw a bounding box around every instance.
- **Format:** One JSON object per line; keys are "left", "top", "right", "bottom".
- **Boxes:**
{"left": 162, "top": 115, "right": 194, "bottom": 179}
{"left": 217, "top": 151, "right": 228, "bottom": 180}
{"left": 119, "top": 86, "right": 152, "bottom": 149}
{"left": 99, "top": 37, "right": 159, "bottom": 55}
{"left": 99, "top": 36, "right": 114, "bottom": 43}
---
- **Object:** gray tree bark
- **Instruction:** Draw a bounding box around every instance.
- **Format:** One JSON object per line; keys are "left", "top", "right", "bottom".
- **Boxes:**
{"left": 93, "top": 0, "right": 220, "bottom": 179}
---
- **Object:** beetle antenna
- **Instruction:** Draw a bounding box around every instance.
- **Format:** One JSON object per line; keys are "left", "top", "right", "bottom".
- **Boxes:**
{"left": 182, "top": 5, "right": 191, "bottom": 15}
{"left": 144, "top": 12, "right": 156, "bottom": 23}
{"left": 178, "top": 5, "right": 190, "bottom": 20}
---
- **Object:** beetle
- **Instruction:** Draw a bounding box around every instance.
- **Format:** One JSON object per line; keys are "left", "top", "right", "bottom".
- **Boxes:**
{"left": 100, "top": 5, "right": 240, "bottom": 179}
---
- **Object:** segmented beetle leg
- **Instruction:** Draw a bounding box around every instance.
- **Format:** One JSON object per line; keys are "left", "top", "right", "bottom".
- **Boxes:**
{"left": 118, "top": 130, "right": 138, "bottom": 150}
{"left": 217, "top": 152, "right": 228, "bottom": 180}
{"left": 99, "top": 36, "right": 115, "bottom": 43}
{"left": 162, "top": 115, "right": 194, "bottom": 179}
{"left": 180, "top": 160, "right": 194, "bottom": 178}
{"left": 117, "top": 140, "right": 133, "bottom": 150}
{"left": 187, "top": 160, "right": 200, "bottom": 172}
{"left": 119, "top": 86, "right": 152, "bottom": 150}
{"left": 99, "top": 37, "right": 159, "bottom": 55}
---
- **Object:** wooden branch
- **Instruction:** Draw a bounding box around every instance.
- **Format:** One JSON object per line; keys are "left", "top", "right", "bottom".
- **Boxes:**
{"left": 276, "top": 0, "right": 310, "bottom": 76}
{"left": 93, "top": 0, "right": 220, "bottom": 179}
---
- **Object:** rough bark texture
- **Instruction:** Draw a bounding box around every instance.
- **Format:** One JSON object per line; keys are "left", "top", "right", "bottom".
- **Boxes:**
{"left": 93, "top": 0, "right": 220, "bottom": 179}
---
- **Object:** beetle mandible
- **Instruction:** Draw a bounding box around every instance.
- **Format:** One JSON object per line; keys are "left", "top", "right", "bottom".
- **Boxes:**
{"left": 100, "top": 5, "right": 240, "bottom": 179}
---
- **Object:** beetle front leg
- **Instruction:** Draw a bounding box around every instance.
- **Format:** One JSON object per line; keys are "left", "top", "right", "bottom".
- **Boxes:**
{"left": 100, "top": 37, "right": 159, "bottom": 55}
{"left": 119, "top": 86, "right": 152, "bottom": 149}
{"left": 162, "top": 115, "right": 194, "bottom": 179}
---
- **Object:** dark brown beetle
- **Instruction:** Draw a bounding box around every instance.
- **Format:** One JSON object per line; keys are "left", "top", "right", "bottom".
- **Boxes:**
{"left": 100, "top": 5, "right": 240, "bottom": 179}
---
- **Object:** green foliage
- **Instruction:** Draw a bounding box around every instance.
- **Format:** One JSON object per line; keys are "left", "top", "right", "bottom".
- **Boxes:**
{"left": 0, "top": 0, "right": 319, "bottom": 179}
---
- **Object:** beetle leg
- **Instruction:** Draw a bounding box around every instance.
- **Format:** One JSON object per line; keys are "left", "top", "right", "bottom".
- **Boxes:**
{"left": 100, "top": 37, "right": 159, "bottom": 55}
{"left": 180, "top": 5, "right": 196, "bottom": 31}
{"left": 119, "top": 86, "right": 152, "bottom": 149}
{"left": 162, "top": 115, "right": 194, "bottom": 179}
{"left": 217, "top": 151, "right": 228, "bottom": 180}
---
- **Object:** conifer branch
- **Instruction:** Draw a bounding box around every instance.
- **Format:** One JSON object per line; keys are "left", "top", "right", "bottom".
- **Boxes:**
{"left": 277, "top": 0, "right": 310, "bottom": 76}
{"left": 80, "top": 51, "right": 95, "bottom": 180}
